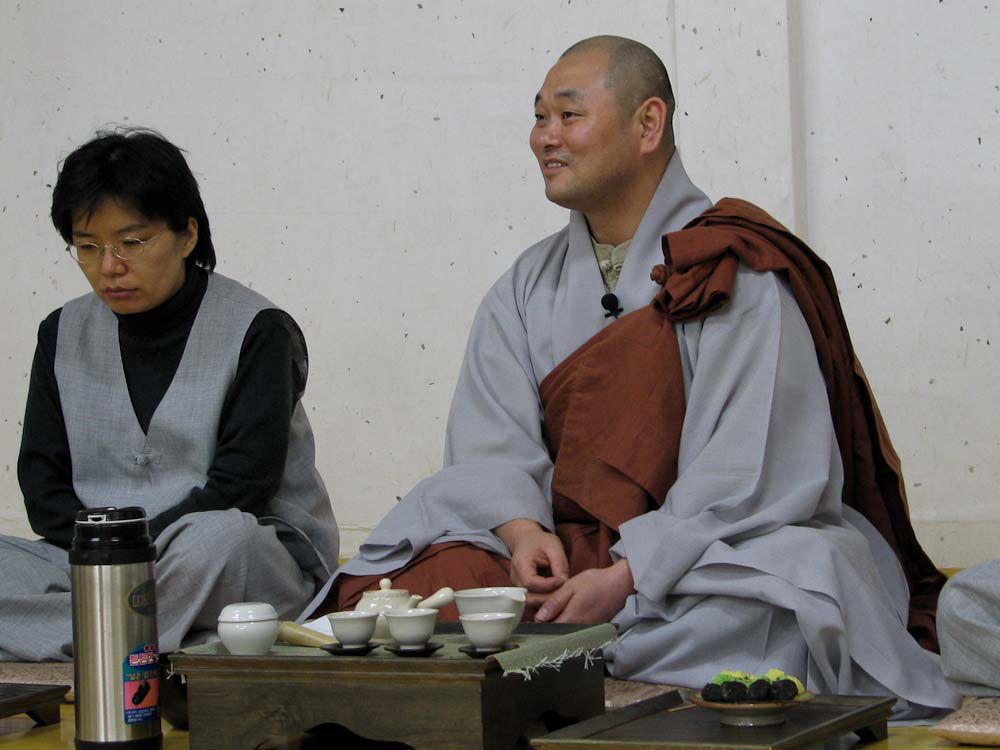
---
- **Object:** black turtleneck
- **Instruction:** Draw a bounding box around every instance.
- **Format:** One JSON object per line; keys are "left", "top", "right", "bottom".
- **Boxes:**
{"left": 17, "top": 267, "right": 307, "bottom": 546}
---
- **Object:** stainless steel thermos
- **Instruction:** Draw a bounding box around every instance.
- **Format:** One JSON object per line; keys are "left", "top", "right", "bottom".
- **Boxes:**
{"left": 70, "top": 507, "right": 162, "bottom": 750}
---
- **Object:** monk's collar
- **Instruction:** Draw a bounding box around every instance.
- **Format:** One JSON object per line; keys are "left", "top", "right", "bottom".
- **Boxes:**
{"left": 590, "top": 236, "right": 632, "bottom": 264}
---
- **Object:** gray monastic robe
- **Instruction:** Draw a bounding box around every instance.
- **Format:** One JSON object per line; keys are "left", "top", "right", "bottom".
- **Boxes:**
{"left": 938, "top": 560, "right": 1000, "bottom": 696}
{"left": 306, "top": 154, "right": 959, "bottom": 717}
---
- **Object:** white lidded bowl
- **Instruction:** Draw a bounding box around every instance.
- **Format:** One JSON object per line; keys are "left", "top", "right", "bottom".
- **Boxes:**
{"left": 385, "top": 608, "right": 438, "bottom": 649}
{"left": 454, "top": 587, "right": 526, "bottom": 622}
{"left": 217, "top": 602, "right": 279, "bottom": 655}
{"left": 459, "top": 612, "right": 517, "bottom": 650}
{"left": 328, "top": 610, "right": 379, "bottom": 646}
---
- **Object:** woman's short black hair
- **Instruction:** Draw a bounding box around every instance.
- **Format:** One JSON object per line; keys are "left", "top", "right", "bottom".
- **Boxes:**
{"left": 51, "top": 128, "right": 215, "bottom": 272}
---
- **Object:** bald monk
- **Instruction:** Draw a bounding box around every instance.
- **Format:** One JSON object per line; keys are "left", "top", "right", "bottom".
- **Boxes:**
{"left": 305, "top": 36, "right": 958, "bottom": 717}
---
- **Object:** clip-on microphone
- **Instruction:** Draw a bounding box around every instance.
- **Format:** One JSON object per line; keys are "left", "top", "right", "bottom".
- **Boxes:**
{"left": 601, "top": 293, "right": 623, "bottom": 319}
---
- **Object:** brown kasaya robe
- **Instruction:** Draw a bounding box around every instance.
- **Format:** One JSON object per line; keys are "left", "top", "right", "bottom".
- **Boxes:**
{"left": 330, "top": 198, "right": 944, "bottom": 650}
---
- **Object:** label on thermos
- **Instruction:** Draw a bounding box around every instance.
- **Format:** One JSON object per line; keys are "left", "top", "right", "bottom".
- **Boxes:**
{"left": 122, "top": 643, "right": 160, "bottom": 724}
{"left": 127, "top": 579, "right": 157, "bottom": 616}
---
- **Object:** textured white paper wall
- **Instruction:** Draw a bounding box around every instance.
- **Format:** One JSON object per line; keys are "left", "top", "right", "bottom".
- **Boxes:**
{"left": 1, "top": 1, "right": 996, "bottom": 566}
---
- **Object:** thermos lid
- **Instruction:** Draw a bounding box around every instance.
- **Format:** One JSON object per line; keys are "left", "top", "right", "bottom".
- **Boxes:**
{"left": 70, "top": 506, "right": 155, "bottom": 565}
{"left": 75, "top": 506, "right": 148, "bottom": 526}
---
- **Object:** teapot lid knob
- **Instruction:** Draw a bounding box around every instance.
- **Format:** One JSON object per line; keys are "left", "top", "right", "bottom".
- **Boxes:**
{"left": 379, "top": 577, "right": 392, "bottom": 591}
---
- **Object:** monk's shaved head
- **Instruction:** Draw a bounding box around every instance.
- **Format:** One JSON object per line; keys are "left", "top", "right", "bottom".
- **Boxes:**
{"left": 560, "top": 36, "right": 675, "bottom": 137}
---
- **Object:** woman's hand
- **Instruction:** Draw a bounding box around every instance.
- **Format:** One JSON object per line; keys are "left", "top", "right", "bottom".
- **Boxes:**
{"left": 535, "top": 559, "right": 634, "bottom": 624}
{"left": 493, "top": 518, "right": 569, "bottom": 593}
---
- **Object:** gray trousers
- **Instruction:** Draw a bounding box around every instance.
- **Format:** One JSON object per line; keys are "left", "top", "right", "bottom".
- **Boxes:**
{"left": 938, "top": 559, "right": 1000, "bottom": 696}
{"left": 0, "top": 509, "right": 316, "bottom": 662}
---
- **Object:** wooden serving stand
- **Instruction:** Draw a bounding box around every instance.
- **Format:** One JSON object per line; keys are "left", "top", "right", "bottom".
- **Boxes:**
{"left": 169, "top": 623, "right": 606, "bottom": 750}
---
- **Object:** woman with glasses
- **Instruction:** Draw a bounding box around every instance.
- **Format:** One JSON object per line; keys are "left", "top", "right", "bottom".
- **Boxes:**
{"left": 0, "top": 129, "right": 339, "bottom": 661}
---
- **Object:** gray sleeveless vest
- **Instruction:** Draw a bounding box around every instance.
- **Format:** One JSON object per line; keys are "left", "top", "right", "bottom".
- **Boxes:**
{"left": 54, "top": 273, "right": 339, "bottom": 581}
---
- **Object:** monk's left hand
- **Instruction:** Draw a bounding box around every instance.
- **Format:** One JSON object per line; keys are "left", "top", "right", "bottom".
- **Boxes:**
{"left": 534, "top": 559, "right": 634, "bottom": 624}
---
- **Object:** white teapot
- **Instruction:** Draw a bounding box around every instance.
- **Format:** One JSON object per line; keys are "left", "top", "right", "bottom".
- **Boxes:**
{"left": 355, "top": 578, "right": 454, "bottom": 640}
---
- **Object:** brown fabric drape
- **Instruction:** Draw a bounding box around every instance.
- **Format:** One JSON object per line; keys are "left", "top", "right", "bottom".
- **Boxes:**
{"left": 539, "top": 197, "right": 944, "bottom": 652}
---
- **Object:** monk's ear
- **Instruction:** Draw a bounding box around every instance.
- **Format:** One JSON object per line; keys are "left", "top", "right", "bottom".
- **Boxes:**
{"left": 636, "top": 96, "right": 668, "bottom": 155}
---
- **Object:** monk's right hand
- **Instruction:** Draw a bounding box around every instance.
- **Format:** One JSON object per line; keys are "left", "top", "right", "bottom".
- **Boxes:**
{"left": 493, "top": 519, "right": 569, "bottom": 594}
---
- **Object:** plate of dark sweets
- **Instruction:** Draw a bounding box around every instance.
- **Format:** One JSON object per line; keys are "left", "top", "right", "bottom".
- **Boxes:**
{"left": 689, "top": 669, "right": 814, "bottom": 727}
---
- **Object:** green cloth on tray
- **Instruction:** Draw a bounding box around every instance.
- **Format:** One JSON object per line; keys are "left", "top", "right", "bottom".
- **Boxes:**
{"left": 495, "top": 623, "right": 616, "bottom": 677}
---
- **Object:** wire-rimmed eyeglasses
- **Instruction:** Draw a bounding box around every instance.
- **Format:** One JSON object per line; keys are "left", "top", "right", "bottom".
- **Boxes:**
{"left": 66, "top": 231, "right": 167, "bottom": 264}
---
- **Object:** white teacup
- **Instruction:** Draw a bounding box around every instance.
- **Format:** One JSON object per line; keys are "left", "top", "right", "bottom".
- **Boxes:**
{"left": 328, "top": 610, "right": 379, "bottom": 646}
{"left": 385, "top": 607, "right": 438, "bottom": 649}
{"left": 217, "top": 602, "right": 279, "bottom": 655}
{"left": 460, "top": 612, "right": 517, "bottom": 650}
{"left": 454, "top": 587, "right": 527, "bottom": 623}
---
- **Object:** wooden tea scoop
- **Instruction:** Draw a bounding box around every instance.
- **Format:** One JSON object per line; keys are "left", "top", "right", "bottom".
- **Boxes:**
{"left": 277, "top": 621, "right": 336, "bottom": 647}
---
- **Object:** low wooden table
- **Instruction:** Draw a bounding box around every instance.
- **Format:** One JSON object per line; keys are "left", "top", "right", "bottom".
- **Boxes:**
{"left": 170, "top": 624, "right": 607, "bottom": 750}
{"left": 532, "top": 691, "right": 895, "bottom": 749}
{"left": 0, "top": 684, "right": 69, "bottom": 727}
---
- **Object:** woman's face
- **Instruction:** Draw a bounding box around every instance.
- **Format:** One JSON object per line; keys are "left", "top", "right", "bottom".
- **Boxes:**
{"left": 70, "top": 199, "right": 197, "bottom": 315}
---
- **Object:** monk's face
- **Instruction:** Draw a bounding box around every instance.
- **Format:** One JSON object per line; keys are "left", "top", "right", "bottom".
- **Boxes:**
{"left": 530, "top": 50, "right": 642, "bottom": 213}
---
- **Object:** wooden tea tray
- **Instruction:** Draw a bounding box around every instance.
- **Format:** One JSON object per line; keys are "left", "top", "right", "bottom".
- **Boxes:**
{"left": 531, "top": 690, "right": 895, "bottom": 749}
{"left": 170, "top": 623, "right": 607, "bottom": 750}
{"left": 0, "top": 683, "right": 69, "bottom": 726}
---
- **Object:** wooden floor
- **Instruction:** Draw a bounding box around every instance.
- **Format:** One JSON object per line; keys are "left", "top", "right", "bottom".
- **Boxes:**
{"left": 0, "top": 703, "right": 973, "bottom": 749}
{"left": 0, "top": 704, "right": 187, "bottom": 749}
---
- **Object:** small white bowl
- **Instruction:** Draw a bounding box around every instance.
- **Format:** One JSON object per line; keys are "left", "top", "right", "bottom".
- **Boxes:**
{"left": 217, "top": 602, "right": 279, "bottom": 655}
{"left": 454, "top": 587, "right": 526, "bottom": 622}
{"left": 460, "top": 612, "right": 516, "bottom": 650}
{"left": 385, "top": 608, "right": 438, "bottom": 649}
{"left": 327, "top": 610, "right": 379, "bottom": 646}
